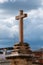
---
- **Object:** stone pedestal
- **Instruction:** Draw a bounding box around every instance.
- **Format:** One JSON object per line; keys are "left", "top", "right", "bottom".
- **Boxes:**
{"left": 10, "top": 58, "right": 32, "bottom": 65}
{"left": 5, "top": 43, "right": 32, "bottom": 65}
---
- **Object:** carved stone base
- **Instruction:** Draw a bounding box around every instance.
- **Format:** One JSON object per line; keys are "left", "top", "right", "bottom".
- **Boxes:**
{"left": 6, "top": 43, "right": 32, "bottom": 65}
{"left": 10, "top": 58, "right": 32, "bottom": 65}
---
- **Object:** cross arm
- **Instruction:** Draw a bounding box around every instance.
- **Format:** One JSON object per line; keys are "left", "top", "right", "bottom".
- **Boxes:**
{"left": 15, "top": 14, "right": 27, "bottom": 20}
{"left": 23, "top": 14, "right": 27, "bottom": 18}
{"left": 15, "top": 16, "right": 19, "bottom": 20}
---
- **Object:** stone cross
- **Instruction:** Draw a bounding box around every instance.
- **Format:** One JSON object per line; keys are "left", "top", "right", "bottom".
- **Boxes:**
{"left": 16, "top": 10, "right": 27, "bottom": 44}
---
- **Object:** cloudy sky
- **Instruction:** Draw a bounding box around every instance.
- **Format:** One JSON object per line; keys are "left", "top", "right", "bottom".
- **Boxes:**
{"left": 0, "top": 0, "right": 43, "bottom": 50}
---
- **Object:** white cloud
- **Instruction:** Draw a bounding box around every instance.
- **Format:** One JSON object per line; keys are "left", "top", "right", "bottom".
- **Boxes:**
{"left": 24, "top": 8, "right": 43, "bottom": 41}
{"left": 0, "top": 23, "right": 18, "bottom": 38}
{"left": 0, "top": 16, "right": 17, "bottom": 26}
{"left": 41, "top": 0, "right": 43, "bottom": 6}
{"left": 0, "top": 0, "right": 27, "bottom": 3}
{"left": 4, "top": 16, "right": 15, "bottom": 25}
{"left": 0, "top": 9, "right": 43, "bottom": 49}
{"left": 0, "top": 0, "right": 16, "bottom": 3}
{"left": 18, "top": 0, "right": 26, "bottom": 1}
{"left": 9, "top": 0, "right": 16, "bottom": 3}
{"left": 0, "top": 8, "right": 43, "bottom": 41}
{"left": 28, "top": 8, "right": 43, "bottom": 19}
{"left": 0, "top": 16, "right": 19, "bottom": 38}
{"left": 0, "top": 9, "right": 4, "bottom": 13}
{"left": 0, "top": 0, "right": 8, "bottom": 3}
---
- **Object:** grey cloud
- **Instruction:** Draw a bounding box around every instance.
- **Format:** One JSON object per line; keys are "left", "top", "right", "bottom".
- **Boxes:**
{"left": 0, "top": 0, "right": 43, "bottom": 49}
{"left": 0, "top": 0, "right": 41, "bottom": 18}
{"left": 0, "top": 0, "right": 41, "bottom": 11}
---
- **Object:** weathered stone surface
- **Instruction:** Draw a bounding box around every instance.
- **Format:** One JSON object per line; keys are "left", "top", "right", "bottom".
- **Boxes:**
{"left": 10, "top": 58, "right": 32, "bottom": 65}
{"left": 6, "top": 43, "right": 32, "bottom": 65}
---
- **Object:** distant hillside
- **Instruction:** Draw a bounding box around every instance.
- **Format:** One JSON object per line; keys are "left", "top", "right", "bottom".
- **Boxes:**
{"left": 34, "top": 48, "right": 43, "bottom": 52}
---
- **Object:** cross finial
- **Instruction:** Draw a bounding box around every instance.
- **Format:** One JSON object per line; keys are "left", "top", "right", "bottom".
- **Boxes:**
{"left": 16, "top": 10, "right": 27, "bottom": 44}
